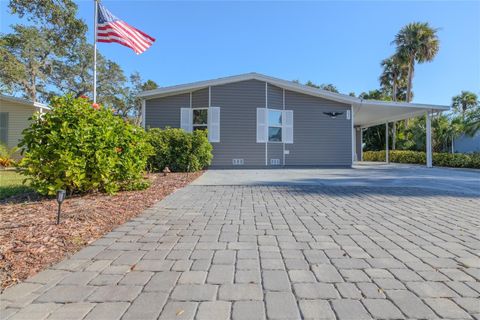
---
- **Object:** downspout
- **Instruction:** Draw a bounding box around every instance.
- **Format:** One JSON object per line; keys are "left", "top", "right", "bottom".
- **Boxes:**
{"left": 141, "top": 99, "right": 146, "bottom": 128}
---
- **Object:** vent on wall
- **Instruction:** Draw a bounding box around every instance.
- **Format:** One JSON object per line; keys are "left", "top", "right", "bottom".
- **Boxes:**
{"left": 232, "top": 159, "right": 244, "bottom": 165}
{"left": 270, "top": 159, "right": 281, "bottom": 165}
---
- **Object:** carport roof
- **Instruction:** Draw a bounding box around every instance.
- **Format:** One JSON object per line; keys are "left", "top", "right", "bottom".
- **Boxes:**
{"left": 139, "top": 72, "right": 449, "bottom": 128}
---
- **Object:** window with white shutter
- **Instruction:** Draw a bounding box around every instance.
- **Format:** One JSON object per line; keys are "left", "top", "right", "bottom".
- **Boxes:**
{"left": 283, "top": 110, "right": 293, "bottom": 144}
{"left": 208, "top": 107, "right": 220, "bottom": 142}
{"left": 180, "top": 108, "right": 192, "bottom": 132}
{"left": 256, "top": 108, "right": 267, "bottom": 143}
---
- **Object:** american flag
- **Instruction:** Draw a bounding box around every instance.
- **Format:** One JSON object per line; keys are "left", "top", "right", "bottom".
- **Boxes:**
{"left": 96, "top": 3, "right": 155, "bottom": 54}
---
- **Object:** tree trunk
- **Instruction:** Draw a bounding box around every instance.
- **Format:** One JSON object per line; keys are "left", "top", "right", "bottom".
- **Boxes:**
{"left": 29, "top": 80, "right": 36, "bottom": 103}
{"left": 392, "top": 71, "right": 397, "bottom": 102}
{"left": 406, "top": 59, "right": 414, "bottom": 103}
{"left": 392, "top": 77, "right": 397, "bottom": 150}
{"left": 405, "top": 58, "right": 414, "bottom": 126}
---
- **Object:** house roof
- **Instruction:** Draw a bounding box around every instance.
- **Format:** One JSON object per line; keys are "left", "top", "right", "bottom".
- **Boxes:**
{"left": 0, "top": 94, "right": 49, "bottom": 109}
{"left": 139, "top": 72, "right": 450, "bottom": 128}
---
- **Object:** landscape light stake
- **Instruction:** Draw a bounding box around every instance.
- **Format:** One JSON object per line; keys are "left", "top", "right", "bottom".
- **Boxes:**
{"left": 56, "top": 190, "right": 66, "bottom": 225}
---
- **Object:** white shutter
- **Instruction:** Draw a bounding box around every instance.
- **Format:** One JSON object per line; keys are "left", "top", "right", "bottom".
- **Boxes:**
{"left": 283, "top": 110, "right": 293, "bottom": 144}
{"left": 180, "top": 108, "right": 192, "bottom": 132}
{"left": 256, "top": 108, "right": 267, "bottom": 143}
{"left": 208, "top": 107, "right": 220, "bottom": 142}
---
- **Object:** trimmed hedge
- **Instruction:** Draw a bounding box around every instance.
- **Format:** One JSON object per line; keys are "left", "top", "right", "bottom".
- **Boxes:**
{"left": 363, "top": 150, "right": 480, "bottom": 169}
{"left": 146, "top": 128, "right": 213, "bottom": 172}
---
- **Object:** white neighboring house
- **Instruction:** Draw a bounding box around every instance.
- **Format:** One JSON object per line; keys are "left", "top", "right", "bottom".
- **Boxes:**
{"left": 0, "top": 94, "right": 49, "bottom": 149}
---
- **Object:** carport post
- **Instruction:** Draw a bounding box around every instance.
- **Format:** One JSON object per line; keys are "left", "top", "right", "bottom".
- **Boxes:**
{"left": 385, "top": 122, "right": 389, "bottom": 164}
{"left": 426, "top": 111, "right": 432, "bottom": 168}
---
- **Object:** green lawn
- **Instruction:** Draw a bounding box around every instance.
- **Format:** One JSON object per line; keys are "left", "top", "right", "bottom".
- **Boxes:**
{"left": 0, "top": 170, "right": 32, "bottom": 200}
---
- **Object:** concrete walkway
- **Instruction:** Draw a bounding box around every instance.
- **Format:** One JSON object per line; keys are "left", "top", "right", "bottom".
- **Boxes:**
{"left": 1, "top": 167, "right": 480, "bottom": 319}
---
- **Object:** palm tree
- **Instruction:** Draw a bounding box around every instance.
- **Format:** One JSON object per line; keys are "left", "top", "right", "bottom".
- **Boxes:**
{"left": 463, "top": 107, "right": 480, "bottom": 137}
{"left": 379, "top": 55, "right": 408, "bottom": 149}
{"left": 452, "top": 91, "right": 479, "bottom": 119}
{"left": 380, "top": 54, "right": 408, "bottom": 102}
{"left": 393, "top": 22, "right": 440, "bottom": 102}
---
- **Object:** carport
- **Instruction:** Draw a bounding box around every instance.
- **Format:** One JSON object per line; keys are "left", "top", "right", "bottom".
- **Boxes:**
{"left": 351, "top": 100, "right": 450, "bottom": 167}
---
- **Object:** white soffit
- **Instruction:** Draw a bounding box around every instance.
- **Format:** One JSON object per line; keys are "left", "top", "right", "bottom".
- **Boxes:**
{"left": 353, "top": 103, "right": 441, "bottom": 128}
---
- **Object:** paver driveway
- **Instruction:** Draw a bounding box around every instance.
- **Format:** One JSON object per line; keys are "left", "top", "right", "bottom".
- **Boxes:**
{"left": 2, "top": 172, "right": 480, "bottom": 319}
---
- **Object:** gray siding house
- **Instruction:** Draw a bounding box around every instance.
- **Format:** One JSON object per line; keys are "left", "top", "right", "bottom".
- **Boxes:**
{"left": 140, "top": 73, "right": 448, "bottom": 168}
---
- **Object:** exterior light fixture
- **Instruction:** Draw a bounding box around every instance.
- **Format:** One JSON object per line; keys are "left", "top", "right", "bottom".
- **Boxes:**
{"left": 323, "top": 112, "right": 344, "bottom": 119}
{"left": 56, "top": 190, "right": 66, "bottom": 225}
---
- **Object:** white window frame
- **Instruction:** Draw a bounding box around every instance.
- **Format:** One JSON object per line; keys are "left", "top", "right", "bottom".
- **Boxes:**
{"left": 267, "top": 108, "right": 283, "bottom": 143}
{"left": 192, "top": 107, "right": 209, "bottom": 131}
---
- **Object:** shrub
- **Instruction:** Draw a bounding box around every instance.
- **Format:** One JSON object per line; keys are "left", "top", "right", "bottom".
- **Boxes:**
{"left": 0, "top": 144, "right": 19, "bottom": 167}
{"left": 147, "top": 128, "right": 212, "bottom": 172}
{"left": 363, "top": 150, "right": 480, "bottom": 169}
{"left": 469, "top": 153, "right": 480, "bottom": 168}
{"left": 17, "top": 95, "right": 153, "bottom": 195}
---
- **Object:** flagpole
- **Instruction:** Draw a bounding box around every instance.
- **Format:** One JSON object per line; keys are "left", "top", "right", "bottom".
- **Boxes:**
{"left": 93, "top": 0, "right": 98, "bottom": 103}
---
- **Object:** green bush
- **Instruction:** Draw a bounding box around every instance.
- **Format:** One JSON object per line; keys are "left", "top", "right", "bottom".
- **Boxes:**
{"left": 363, "top": 150, "right": 480, "bottom": 169}
{"left": 469, "top": 153, "right": 480, "bottom": 168}
{"left": 147, "top": 128, "right": 212, "bottom": 172}
{"left": 17, "top": 95, "right": 153, "bottom": 195}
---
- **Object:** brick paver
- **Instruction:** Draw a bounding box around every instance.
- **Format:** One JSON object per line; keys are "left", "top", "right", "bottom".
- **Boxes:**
{"left": 1, "top": 185, "right": 479, "bottom": 319}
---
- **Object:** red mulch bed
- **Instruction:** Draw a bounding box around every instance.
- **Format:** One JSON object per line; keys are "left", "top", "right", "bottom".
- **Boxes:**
{"left": 0, "top": 172, "right": 202, "bottom": 290}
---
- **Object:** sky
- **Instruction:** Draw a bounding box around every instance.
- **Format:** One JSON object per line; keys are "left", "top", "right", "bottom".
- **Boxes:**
{"left": 1, "top": 0, "right": 479, "bottom": 106}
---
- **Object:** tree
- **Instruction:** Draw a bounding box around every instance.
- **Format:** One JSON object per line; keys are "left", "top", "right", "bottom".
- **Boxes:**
{"left": 404, "top": 114, "right": 464, "bottom": 153}
{"left": 47, "top": 40, "right": 94, "bottom": 100}
{"left": 319, "top": 83, "right": 339, "bottom": 93}
{"left": 463, "top": 107, "right": 480, "bottom": 137}
{"left": 96, "top": 59, "right": 128, "bottom": 110}
{"left": 363, "top": 124, "right": 389, "bottom": 151}
{"left": 142, "top": 80, "right": 159, "bottom": 91}
{"left": 8, "top": 0, "right": 87, "bottom": 50}
{"left": 305, "top": 80, "right": 319, "bottom": 89}
{"left": 359, "top": 89, "right": 391, "bottom": 101}
{"left": 2, "top": 0, "right": 155, "bottom": 116}
{"left": 47, "top": 39, "right": 127, "bottom": 109}
{"left": 452, "top": 91, "right": 479, "bottom": 119}
{"left": 379, "top": 55, "right": 409, "bottom": 150}
{"left": 1, "top": 0, "right": 86, "bottom": 101}
{"left": 393, "top": 22, "right": 439, "bottom": 102}
{"left": 0, "top": 25, "right": 55, "bottom": 101}
{"left": 379, "top": 54, "right": 409, "bottom": 102}
{"left": 304, "top": 81, "right": 339, "bottom": 93}
{"left": 119, "top": 72, "right": 158, "bottom": 124}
